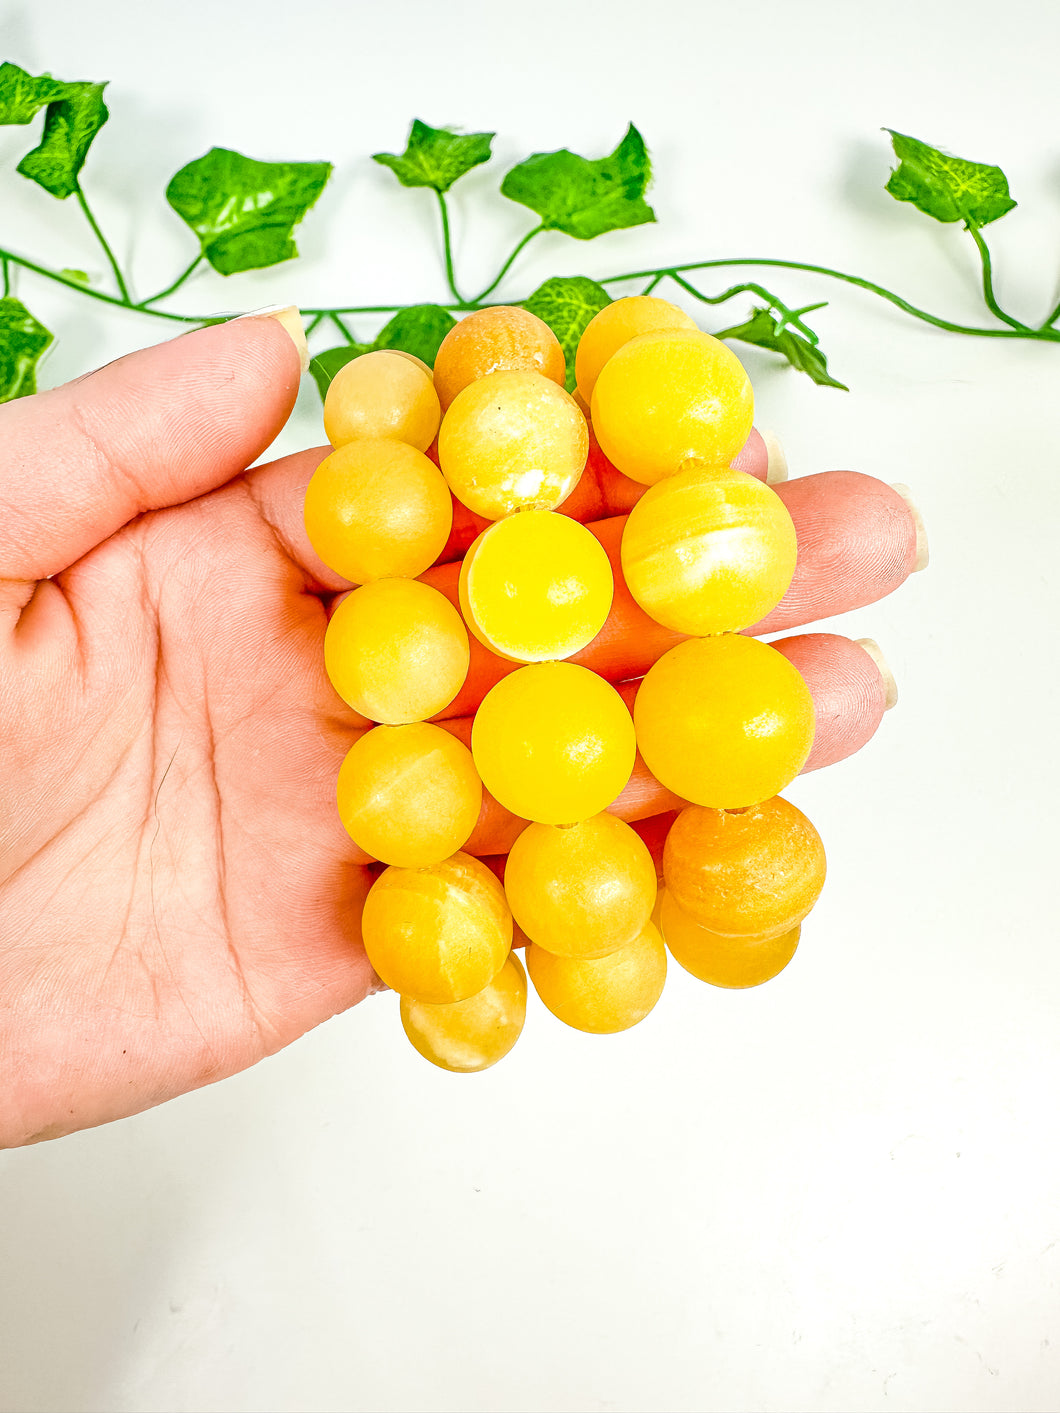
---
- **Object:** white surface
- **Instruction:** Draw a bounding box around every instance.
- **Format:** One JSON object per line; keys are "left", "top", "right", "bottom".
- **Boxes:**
{"left": 1, "top": 2, "right": 1059, "bottom": 1411}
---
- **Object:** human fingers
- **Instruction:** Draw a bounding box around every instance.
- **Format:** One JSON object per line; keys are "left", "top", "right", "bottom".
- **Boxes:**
{"left": 432, "top": 423, "right": 778, "bottom": 564}
{"left": 249, "top": 457, "right": 922, "bottom": 736}
{"left": 339, "top": 633, "right": 894, "bottom": 865}
{"left": 249, "top": 424, "right": 781, "bottom": 590}
{"left": 0, "top": 311, "right": 304, "bottom": 612}
{"left": 428, "top": 472, "right": 923, "bottom": 721}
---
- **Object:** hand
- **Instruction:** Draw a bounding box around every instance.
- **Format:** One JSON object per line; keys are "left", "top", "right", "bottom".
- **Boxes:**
{"left": 0, "top": 317, "right": 924, "bottom": 1146}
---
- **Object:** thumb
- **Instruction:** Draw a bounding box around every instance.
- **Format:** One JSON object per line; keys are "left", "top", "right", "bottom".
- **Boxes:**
{"left": 0, "top": 308, "right": 306, "bottom": 587}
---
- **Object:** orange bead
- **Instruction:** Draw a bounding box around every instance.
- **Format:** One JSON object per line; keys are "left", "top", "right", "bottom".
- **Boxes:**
{"left": 433, "top": 305, "right": 566, "bottom": 411}
{"left": 662, "top": 796, "right": 826, "bottom": 938}
{"left": 659, "top": 889, "right": 800, "bottom": 988}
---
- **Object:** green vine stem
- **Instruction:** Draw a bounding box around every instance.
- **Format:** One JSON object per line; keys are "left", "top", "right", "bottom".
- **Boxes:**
{"left": 4, "top": 164, "right": 1060, "bottom": 404}
{"left": 602, "top": 258, "right": 1060, "bottom": 342}
{"left": 2, "top": 104, "right": 1058, "bottom": 406}
{"left": 435, "top": 191, "right": 467, "bottom": 307}
{"left": 6, "top": 230, "right": 1059, "bottom": 344}
{"left": 964, "top": 221, "right": 1031, "bottom": 333}
{"left": 75, "top": 188, "right": 131, "bottom": 304}
{"left": 137, "top": 253, "right": 203, "bottom": 308}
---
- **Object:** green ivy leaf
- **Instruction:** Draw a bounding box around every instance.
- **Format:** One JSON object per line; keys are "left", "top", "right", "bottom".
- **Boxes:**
{"left": 885, "top": 130, "right": 1016, "bottom": 227}
{"left": 372, "top": 304, "right": 457, "bottom": 365}
{"left": 0, "top": 61, "right": 109, "bottom": 199}
{"left": 722, "top": 308, "right": 848, "bottom": 390}
{"left": 165, "top": 148, "right": 332, "bottom": 276}
{"left": 309, "top": 303, "right": 457, "bottom": 402}
{"left": 373, "top": 120, "right": 494, "bottom": 193}
{"left": 0, "top": 60, "right": 67, "bottom": 121}
{"left": 522, "top": 276, "right": 612, "bottom": 390}
{"left": 0, "top": 296, "right": 54, "bottom": 401}
{"left": 500, "top": 125, "right": 656, "bottom": 240}
{"left": 60, "top": 268, "right": 91, "bottom": 285}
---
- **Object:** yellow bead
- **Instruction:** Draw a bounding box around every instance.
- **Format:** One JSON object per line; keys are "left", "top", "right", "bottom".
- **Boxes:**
{"left": 504, "top": 813, "right": 657, "bottom": 958}
{"left": 458, "top": 511, "right": 613, "bottom": 663}
{"left": 574, "top": 295, "right": 697, "bottom": 401}
{"left": 662, "top": 796, "right": 826, "bottom": 937}
{"left": 336, "top": 723, "right": 482, "bottom": 867}
{"left": 620, "top": 463, "right": 797, "bottom": 634}
{"left": 324, "top": 579, "right": 469, "bottom": 724}
{"left": 437, "top": 370, "right": 588, "bottom": 519}
{"left": 526, "top": 921, "right": 667, "bottom": 1033}
{"left": 362, "top": 853, "right": 512, "bottom": 1004}
{"left": 303, "top": 438, "right": 452, "bottom": 584}
{"left": 634, "top": 635, "right": 814, "bottom": 809}
{"left": 590, "top": 328, "right": 753, "bottom": 485}
{"left": 472, "top": 662, "right": 636, "bottom": 825}
{"left": 659, "top": 888, "right": 801, "bottom": 989}
{"left": 400, "top": 953, "right": 527, "bottom": 1072}
{"left": 323, "top": 349, "right": 441, "bottom": 452}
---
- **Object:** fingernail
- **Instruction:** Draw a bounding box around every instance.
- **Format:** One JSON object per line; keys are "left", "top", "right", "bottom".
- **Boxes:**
{"left": 856, "top": 638, "right": 898, "bottom": 710}
{"left": 232, "top": 303, "right": 310, "bottom": 375}
{"left": 890, "top": 483, "right": 929, "bottom": 571}
{"left": 762, "top": 430, "right": 788, "bottom": 485}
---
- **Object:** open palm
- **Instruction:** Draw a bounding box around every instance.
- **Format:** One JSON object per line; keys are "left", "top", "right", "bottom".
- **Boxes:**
{"left": 0, "top": 314, "right": 923, "bottom": 1147}
{"left": 0, "top": 317, "right": 375, "bottom": 1146}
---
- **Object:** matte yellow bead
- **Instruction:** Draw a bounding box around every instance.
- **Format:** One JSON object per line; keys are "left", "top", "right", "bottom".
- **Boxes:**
{"left": 527, "top": 921, "right": 667, "bottom": 1033}
{"left": 591, "top": 328, "right": 753, "bottom": 486}
{"left": 633, "top": 635, "right": 814, "bottom": 808}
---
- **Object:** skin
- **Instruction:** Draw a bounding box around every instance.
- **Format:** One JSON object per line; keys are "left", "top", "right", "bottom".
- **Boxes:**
{"left": 0, "top": 318, "right": 921, "bottom": 1147}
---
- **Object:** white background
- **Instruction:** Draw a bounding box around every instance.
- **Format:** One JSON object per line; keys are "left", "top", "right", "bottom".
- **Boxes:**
{"left": 2, "top": 1, "right": 1059, "bottom": 1410}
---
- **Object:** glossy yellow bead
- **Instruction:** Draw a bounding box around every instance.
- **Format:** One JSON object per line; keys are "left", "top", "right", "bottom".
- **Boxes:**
{"left": 659, "top": 889, "right": 801, "bottom": 988}
{"left": 400, "top": 953, "right": 527, "bottom": 1072}
{"left": 437, "top": 370, "right": 588, "bottom": 519}
{"left": 503, "top": 812, "right": 657, "bottom": 958}
{"left": 634, "top": 635, "right": 814, "bottom": 808}
{"left": 324, "top": 578, "right": 469, "bottom": 724}
{"left": 574, "top": 295, "right": 697, "bottom": 401}
{"left": 336, "top": 723, "right": 482, "bottom": 867}
{"left": 362, "top": 852, "right": 512, "bottom": 1004}
{"left": 590, "top": 328, "right": 754, "bottom": 485}
{"left": 662, "top": 796, "right": 826, "bottom": 937}
{"left": 458, "top": 511, "right": 613, "bottom": 663}
{"left": 526, "top": 920, "right": 667, "bottom": 1033}
{"left": 472, "top": 662, "right": 636, "bottom": 825}
{"left": 620, "top": 463, "right": 797, "bottom": 634}
{"left": 303, "top": 438, "right": 452, "bottom": 584}
{"left": 323, "top": 349, "right": 441, "bottom": 452}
